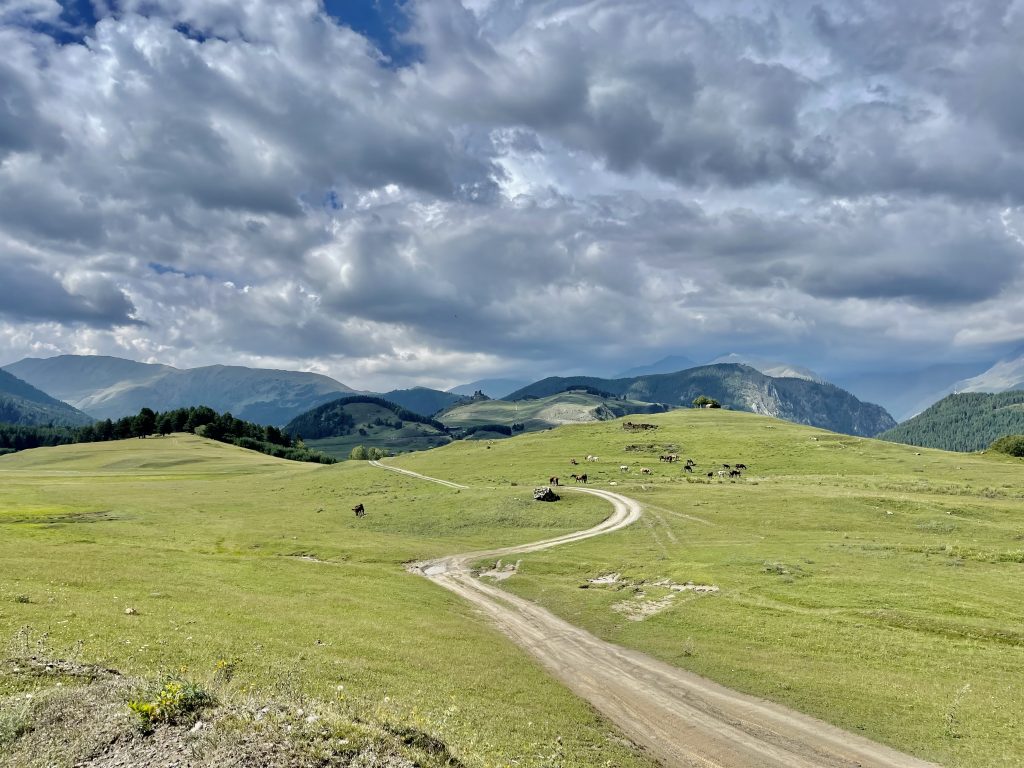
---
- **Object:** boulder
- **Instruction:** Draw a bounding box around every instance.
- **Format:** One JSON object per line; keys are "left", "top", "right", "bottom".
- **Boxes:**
{"left": 533, "top": 486, "right": 560, "bottom": 502}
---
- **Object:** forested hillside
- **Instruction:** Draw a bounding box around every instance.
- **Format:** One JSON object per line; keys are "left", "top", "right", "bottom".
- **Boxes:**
{"left": 879, "top": 391, "right": 1024, "bottom": 451}
{"left": 0, "top": 369, "right": 94, "bottom": 427}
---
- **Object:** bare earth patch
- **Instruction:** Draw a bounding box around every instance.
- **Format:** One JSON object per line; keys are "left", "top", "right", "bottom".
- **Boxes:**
{"left": 478, "top": 559, "right": 521, "bottom": 581}
{"left": 611, "top": 594, "right": 679, "bottom": 622}
{"left": 0, "top": 660, "right": 460, "bottom": 768}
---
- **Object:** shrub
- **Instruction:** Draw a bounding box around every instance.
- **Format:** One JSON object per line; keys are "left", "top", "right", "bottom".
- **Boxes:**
{"left": 990, "top": 434, "right": 1024, "bottom": 457}
{"left": 128, "top": 677, "right": 214, "bottom": 730}
{"left": 692, "top": 395, "right": 721, "bottom": 408}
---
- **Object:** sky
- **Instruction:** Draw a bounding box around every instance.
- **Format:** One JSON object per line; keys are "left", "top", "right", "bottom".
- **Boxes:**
{"left": 1, "top": 0, "right": 1023, "bottom": 391}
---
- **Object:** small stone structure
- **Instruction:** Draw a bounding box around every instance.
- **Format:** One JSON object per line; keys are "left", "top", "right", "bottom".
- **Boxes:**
{"left": 533, "top": 486, "right": 560, "bottom": 502}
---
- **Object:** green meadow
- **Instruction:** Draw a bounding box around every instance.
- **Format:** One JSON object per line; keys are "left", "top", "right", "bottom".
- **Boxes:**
{"left": 2, "top": 410, "right": 1024, "bottom": 767}
{"left": 0, "top": 435, "right": 650, "bottom": 767}
{"left": 395, "top": 409, "right": 1024, "bottom": 767}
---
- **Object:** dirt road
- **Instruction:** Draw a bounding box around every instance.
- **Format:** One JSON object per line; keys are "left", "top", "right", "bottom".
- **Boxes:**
{"left": 369, "top": 459, "right": 469, "bottom": 489}
{"left": 383, "top": 463, "right": 939, "bottom": 768}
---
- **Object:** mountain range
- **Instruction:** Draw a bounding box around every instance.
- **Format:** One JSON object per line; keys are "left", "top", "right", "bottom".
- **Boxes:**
{"left": 506, "top": 364, "right": 897, "bottom": 437}
{"left": 0, "top": 368, "right": 94, "bottom": 427}
{"left": 4, "top": 355, "right": 355, "bottom": 425}
{"left": 8, "top": 349, "right": 1024, "bottom": 440}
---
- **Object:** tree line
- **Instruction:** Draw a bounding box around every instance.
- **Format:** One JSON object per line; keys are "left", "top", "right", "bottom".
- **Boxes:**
{"left": 0, "top": 406, "right": 335, "bottom": 464}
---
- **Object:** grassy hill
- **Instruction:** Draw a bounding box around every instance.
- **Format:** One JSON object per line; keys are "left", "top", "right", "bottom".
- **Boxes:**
{"left": 507, "top": 364, "right": 896, "bottom": 436}
{"left": 439, "top": 391, "right": 668, "bottom": 434}
{"left": 879, "top": 391, "right": 1024, "bottom": 451}
{"left": 0, "top": 369, "right": 94, "bottom": 427}
{"left": 389, "top": 409, "right": 1024, "bottom": 768}
{"left": 286, "top": 396, "right": 452, "bottom": 459}
{"left": 0, "top": 435, "right": 650, "bottom": 768}
{"left": 3, "top": 411, "right": 1024, "bottom": 766}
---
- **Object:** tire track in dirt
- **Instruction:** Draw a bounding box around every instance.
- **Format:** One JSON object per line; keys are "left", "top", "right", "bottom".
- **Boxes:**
{"left": 379, "top": 463, "right": 940, "bottom": 768}
{"left": 369, "top": 459, "right": 469, "bottom": 489}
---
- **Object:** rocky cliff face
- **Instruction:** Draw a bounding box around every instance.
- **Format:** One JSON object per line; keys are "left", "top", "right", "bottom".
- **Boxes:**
{"left": 507, "top": 364, "right": 896, "bottom": 437}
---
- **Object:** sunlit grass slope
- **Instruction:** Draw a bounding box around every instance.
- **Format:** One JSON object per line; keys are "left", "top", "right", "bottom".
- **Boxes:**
{"left": 392, "top": 408, "right": 1024, "bottom": 768}
{"left": 0, "top": 434, "right": 652, "bottom": 767}
{"left": 439, "top": 391, "right": 662, "bottom": 433}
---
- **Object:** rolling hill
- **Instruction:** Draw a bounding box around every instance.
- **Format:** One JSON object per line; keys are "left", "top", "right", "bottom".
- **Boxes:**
{"left": 506, "top": 364, "right": 896, "bottom": 437}
{"left": 878, "top": 390, "right": 1024, "bottom": 451}
{"left": 3, "top": 407, "right": 1024, "bottom": 765}
{"left": 285, "top": 395, "right": 452, "bottom": 458}
{"left": 439, "top": 391, "right": 668, "bottom": 434}
{"left": 4, "top": 355, "right": 354, "bottom": 425}
{"left": 0, "top": 368, "right": 94, "bottom": 426}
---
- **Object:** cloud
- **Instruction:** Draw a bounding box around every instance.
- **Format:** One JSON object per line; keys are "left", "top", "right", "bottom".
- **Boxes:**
{"left": 0, "top": 0, "right": 1022, "bottom": 389}
{"left": 0, "top": 254, "right": 139, "bottom": 327}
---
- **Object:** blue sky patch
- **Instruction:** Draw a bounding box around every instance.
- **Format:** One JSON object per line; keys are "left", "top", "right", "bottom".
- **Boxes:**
{"left": 323, "top": 0, "right": 422, "bottom": 68}
{"left": 18, "top": 0, "right": 101, "bottom": 45}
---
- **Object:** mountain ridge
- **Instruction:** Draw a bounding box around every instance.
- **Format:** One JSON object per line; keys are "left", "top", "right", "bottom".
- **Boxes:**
{"left": 878, "top": 391, "right": 1024, "bottom": 452}
{"left": 4, "top": 355, "right": 354, "bottom": 425}
{"left": 0, "top": 369, "right": 94, "bottom": 427}
{"left": 506, "top": 364, "right": 895, "bottom": 437}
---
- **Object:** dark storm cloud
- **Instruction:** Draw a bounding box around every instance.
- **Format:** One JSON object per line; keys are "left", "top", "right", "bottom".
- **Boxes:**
{"left": 0, "top": 258, "right": 139, "bottom": 327}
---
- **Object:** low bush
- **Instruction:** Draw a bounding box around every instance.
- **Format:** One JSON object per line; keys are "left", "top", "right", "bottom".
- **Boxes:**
{"left": 128, "top": 677, "right": 215, "bottom": 730}
{"left": 989, "top": 434, "right": 1024, "bottom": 457}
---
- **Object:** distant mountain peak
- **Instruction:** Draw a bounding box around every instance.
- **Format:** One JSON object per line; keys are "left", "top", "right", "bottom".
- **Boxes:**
{"left": 615, "top": 354, "right": 696, "bottom": 379}
{"left": 709, "top": 354, "right": 824, "bottom": 383}
{"left": 953, "top": 352, "right": 1024, "bottom": 394}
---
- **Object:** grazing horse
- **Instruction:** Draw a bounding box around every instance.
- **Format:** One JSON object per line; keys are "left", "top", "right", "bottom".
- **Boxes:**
{"left": 549, "top": 476, "right": 560, "bottom": 486}
{"left": 683, "top": 465, "right": 693, "bottom": 473}
{"left": 729, "top": 469, "right": 742, "bottom": 478}
{"left": 570, "top": 458, "right": 578, "bottom": 465}
{"left": 722, "top": 464, "right": 731, "bottom": 469}
{"left": 576, "top": 473, "right": 588, "bottom": 484}
{"left": 352, "top": 503, "right": 366, "bottom": 518}
{"left": 735, "top": 463, "right": 747, "bottom": 470}
{"left": 641, "top": 468, "right": 652, "bottom": 475}
{"left": 619, "top": 465, "right": 629, "bottom": 472}
{"left": 707, "top": 472, "right": 714, "bottom": 478}
{"left": 717, "top": 470, "right": 727, "bottom": 478}
{"left": 569, "top": 473, "right": 580, "bottom": 482}
{"left": 585, "top": 455, "right": 599, "bottom": 462}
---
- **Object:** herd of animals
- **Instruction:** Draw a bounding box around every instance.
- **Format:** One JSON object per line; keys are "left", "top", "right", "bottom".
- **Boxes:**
{"left": 549, "top": 455, "right": 749, "bottom": 486}
{"left": 353, "top": 438, "right": 752, "bottom": 515}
